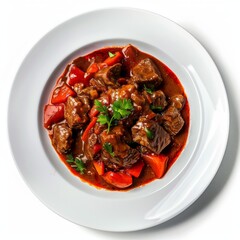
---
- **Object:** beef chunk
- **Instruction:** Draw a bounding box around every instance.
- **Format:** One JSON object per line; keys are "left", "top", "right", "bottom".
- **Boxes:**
{"left": 90, "top": 78, "right": 107, "bottom": 92}
{"left": 131, "top": 58, "right": 163, "bottom": 86}
{"left": 122, "top": 44, "right": 140, "bottom": 72}
{"left": 150, "top": 90, "right": 168, "bottom": 110}
{"left": 100, "top": 126, "right": 140, "bottom": 170}
{"left": 162, "top": 106, "right": 184, "bottom": 135}
{"left": 170, "top": 94, "right": 185, "bottom": 111}
{"left": 52, "top": 123, "right": 72, "bottom": 153}
{"left": 90, "top": 63, "right": 121, "bottom": 92}
{"left": 74, "top": 85, "right": 99, "bottom": 100}
{"left": 64, "top": 96, "right": 90, "bottom": 129}
{"left": 131, "top": 117, "right": 171, "bottom": 154}
{"left": 84, "top": 133, "right": 98, "bottom": 161}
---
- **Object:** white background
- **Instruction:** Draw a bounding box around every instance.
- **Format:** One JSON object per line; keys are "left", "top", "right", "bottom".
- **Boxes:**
{"left": 1, "top": 0, "right": 240, "bottom": 239}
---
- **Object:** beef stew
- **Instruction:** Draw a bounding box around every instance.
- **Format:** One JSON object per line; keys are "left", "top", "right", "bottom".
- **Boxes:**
{"left": 44, "top": 44, "right": 190, "bottom": 191}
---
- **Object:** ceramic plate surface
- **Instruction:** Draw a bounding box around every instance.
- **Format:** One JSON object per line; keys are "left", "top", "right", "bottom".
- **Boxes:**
{"left": 8, "top": 8, "right": 229, "bottom": 231}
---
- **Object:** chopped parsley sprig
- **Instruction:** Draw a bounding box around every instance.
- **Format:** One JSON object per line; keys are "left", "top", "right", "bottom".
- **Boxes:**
{"left": 108, "top": 52, "right": 116, "bottom": 58}
{"left": 103, "top": 142, "right": 115, "bottom": 157}
{"left": 144, "top": 84, "right": 154, "bottom": 95}
{"left": 94, "top": 98, "right": 133, "bottom": 133}
{"left": 66, "top": 154, "right": 86, "bottom": 174}
{"left": 145, "top": 128, "right": 154, "bottom": 139}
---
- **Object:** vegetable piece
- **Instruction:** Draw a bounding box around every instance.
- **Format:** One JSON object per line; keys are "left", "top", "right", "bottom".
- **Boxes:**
{"left": 93, "top": 144, "right": 102, "bottom": 154}
{"left": 126, "top": 160, "right": 144, "bottom": 178}
{"left": 51, "top": 84, "right": 76, "bottom": 104}
{"left": 103, "top": 142, "right": 114, "bottom": 157}
{"left": 142, "top": 154, "right": 169, "bottom": 178}
{"left": 103, "top": 171, "right": 132, "bottom": 188}
{"left": 145, "top": 128, "right": 154, "bottom": 139}
{"left": 44, "top": 104, "right": 64, "bottom": 128}
{"left": 86, "top": 63, "right": 99, "bottom": 74}
{"left": 89, "top": 105, "right": 99, "bottom": 118}
{"left": 104, "top": 52, "right": 123, "bottom": 66}
{"left": 81, "top": 117, "right": 97, "bottom": 142}
{"left": 93, "top": 160, "right": 105, "bottom": 175}
{"left": 67, "top": 65, "right": 90, "bottom": 86}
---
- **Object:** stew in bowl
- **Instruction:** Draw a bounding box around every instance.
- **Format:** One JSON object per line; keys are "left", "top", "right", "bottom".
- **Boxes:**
{"left": 43, "top": 44, "right": 189, "bottom": 191}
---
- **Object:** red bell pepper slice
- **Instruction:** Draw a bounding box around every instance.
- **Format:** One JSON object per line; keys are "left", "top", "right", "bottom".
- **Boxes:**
{"left": 81, "top": 117, "right": 97, "bottom": 142}
{"left": 104, "top": 52, "right": 123, "bottom": 66}
{"left": 44, "top": 104, "right": 64, "bottom": 129}
{"left": 93, "top": 144, "right": 102, "bottom": 154}
{"left": 93, "top": 160, "right": 105, "bottom": 176}
{"left": 67, "top": 65, "right": 90, "bottom": 87}
{"left": 86, "top": 62, "right": 107, "bottom": 74}
{"left": 51, "top": 84, "right": 76, "bottom": 104}
{"left": 89, "top": 105, "right": 99, "bottom": 118}
{"left": 103, "top": 171, "right": 132, "bottom": 188}
{"left": 142, "top": 154, "right": 169, "bottom": 178}
{"left": 86, "top": 63, "right": 99, "bottom": 74}
{"left": 126, "top": 160, "right": 144, "bottom": 178}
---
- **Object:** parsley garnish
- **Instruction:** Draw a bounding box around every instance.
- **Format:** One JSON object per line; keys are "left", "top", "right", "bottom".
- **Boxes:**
{"left": 66, "top": 154, "right": 86, "bottom": 174}
{"left": 95, "top": 98, "right": 133, "bottom": 133}
{"left": 97, "top": 114, "right": 110, "bottom": 125}
{"left": 75, "top": 158, "right": 86, "bottom": 174}
{"left": 144, "top": 84, "right": 154, "bottom": 95}
{"left": 145, "top": 128, "right": 154, "bottom": 139}
{"left": 108, "top": 52, "right": 116, "bottom": 58}
{"left": 103, "top": 142, "right": 115, "bottom": 157}
{"left": 150, "top": 105, "right": 163, "bottom": 111}
{"left": 94, "top": 100, "right": 108, "bottom": 114}
{"left": 112, "top": 99, "right": 133, "bottom": 119}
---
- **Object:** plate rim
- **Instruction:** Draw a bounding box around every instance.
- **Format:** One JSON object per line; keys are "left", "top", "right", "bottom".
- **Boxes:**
{"left": 8, "top": 7, "right": 229, "bottom": 232}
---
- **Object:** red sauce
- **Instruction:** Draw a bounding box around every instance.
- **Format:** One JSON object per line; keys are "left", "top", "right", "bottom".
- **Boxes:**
{"left": 45, "top": 45, "right": 190, "bottom": 191}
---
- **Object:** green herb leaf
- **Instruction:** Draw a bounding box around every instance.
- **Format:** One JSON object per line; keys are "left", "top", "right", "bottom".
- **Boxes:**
{"left": 144, "top": 84, "right": 154, "bottom": 94}
{"left": 108, "top": 52, "right": 116, "bottom": 58}
{"left": 66, "top": 154, "right": 86, "bottom": 174}
{"left": 150, "top": 105, "right": 163, "bottom": 111}
{"left": 66, "top": 154, "right": 74, "bottom": 163}
{"left": 145, "top": 128, "right": 154, "bottom": 139}
{"left": 97, "top": 114, "right": 110, "bottom": 125}
{"left": 96, "top": 98, "right": 133, "bottom": 133}
{"left": 94, "top": 100, "right": 108, "bottom": 114}
{"left": 75, "top": 159, "right": 86, "bottom": 174}
{"left": 112, "top": 99, "right": 133, "bottom": 119}
{"left": 103, "top": 142, "right": 115, "bottom": 157}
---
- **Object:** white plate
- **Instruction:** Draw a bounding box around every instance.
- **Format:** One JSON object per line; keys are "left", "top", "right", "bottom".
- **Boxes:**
{"left": 8, "top": 8, "right": 229, "bottom": 231}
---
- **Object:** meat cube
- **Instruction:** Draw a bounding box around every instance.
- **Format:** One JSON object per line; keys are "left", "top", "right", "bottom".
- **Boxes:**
{"left": 150, "top": 90, "right": 168, "bottom": 110}
{"left": 90, "top": 63, "right": 121, "bottom": 92}
{"left": 52, "top": 123, "right": 73, "bottom": 153}
{"left": 74, "top": 85, "right": 99, "bottom": 100}
{"left": 131, "top": 58, "right": 163, "bottom": 86}
{"left": 162, "top": 106, "right": 184, "bottom": 135}
{"left": 64, "top": 96, "right": 90, "bottom": 129}
{"left": 84, "top": 133, "right": 98, "bottom": 161}
{"left": 122, "top": 44, "right": 140, "bottom": 72}
{"left": 131, "top": 117, "right": 171, "bottom": 154}
{"left": 100, "top": 126, "right": 140, "bottom": 170}
{"left": 90, "top": 78, "right": 107, "bottom": 92}
{"left": 170, "top": 94, "right": 186, "bottom": 111}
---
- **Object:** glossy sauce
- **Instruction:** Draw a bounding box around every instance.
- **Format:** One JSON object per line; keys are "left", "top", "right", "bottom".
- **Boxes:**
{"left": 46, "top": 46, "right": 190, "bottom": 191}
